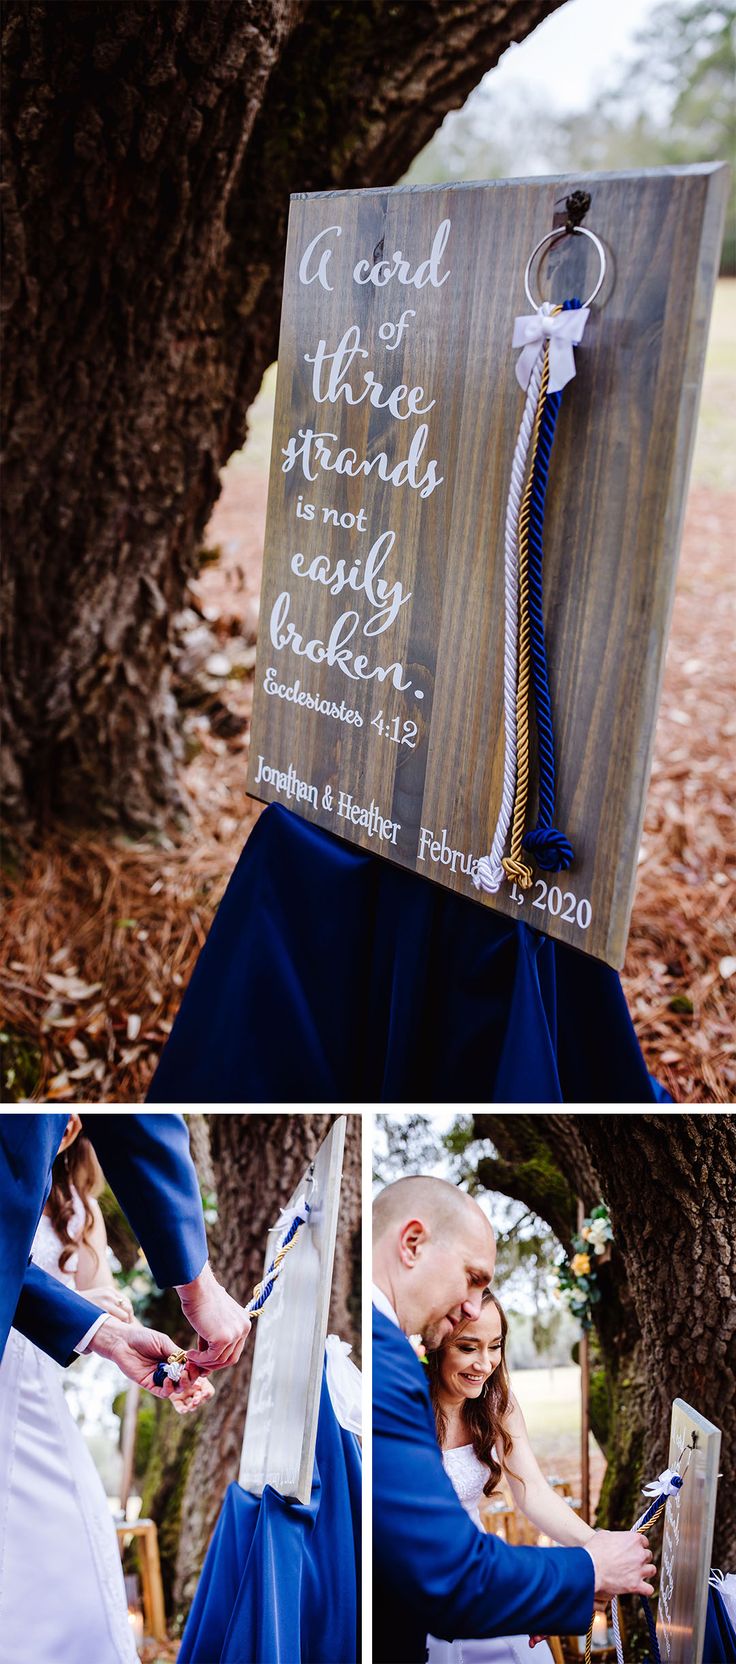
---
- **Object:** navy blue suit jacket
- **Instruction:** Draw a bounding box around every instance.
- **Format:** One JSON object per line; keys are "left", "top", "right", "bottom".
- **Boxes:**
{"left": 373, "top": 1308, "right": 594, "bottom": 1664}
{"left": 1, "top": 1114, "right": 208, "bottom": 1367}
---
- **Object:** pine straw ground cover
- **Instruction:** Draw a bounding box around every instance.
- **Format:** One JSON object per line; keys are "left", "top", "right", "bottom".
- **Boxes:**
{"left": 2, "top": 303, "right": 734, "bottom": 1105}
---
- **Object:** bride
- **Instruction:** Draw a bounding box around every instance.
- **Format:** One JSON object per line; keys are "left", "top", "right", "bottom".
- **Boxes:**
{"left": 0, "top": 1113, "right": 211, "bottom": 1663}
{"left": 426, "top": 1289, "right": 596, "bottom": 1664}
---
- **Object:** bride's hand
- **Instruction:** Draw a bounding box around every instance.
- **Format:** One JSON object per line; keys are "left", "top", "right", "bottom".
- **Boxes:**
{"left": 82, "top": 1287, "right": 135, "bottom": 1323}
{"left": 170, "top": 1375, "right": 216, "bottom": 1416}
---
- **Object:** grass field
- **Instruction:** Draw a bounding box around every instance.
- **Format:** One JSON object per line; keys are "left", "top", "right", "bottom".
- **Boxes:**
{"left": 691, "top": 278, "right": 736, "bottom": 491}
{"left": 511, "top": 1365, "right": 606, "bottom": 1508}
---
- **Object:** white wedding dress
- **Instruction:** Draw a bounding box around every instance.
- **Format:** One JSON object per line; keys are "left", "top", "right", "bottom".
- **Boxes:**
{"left": 0, "top": 1194, "right": 138, "bottom": 1664}
{"left": 427, "top": 1443, "right": 554, "bottom": 1664}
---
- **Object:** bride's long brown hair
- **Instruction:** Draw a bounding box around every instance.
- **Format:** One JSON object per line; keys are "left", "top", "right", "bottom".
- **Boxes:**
{"left": 46, "top": 1127, "right": 102, "bottom": 1275}
{"left": 427, "top": 1289, "right": 515, "bottom": 1498}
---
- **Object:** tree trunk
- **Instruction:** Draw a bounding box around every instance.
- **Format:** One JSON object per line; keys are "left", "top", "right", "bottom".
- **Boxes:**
{"left": 473, "top": 1114, "right": 736, "bottom": 1564}
{"left": 576, "top": 1114, "right": 736, "bottom": 1565}
{"left": 163, "top": 1111, "right": 362, "bottom": 1620}
{"left": 1, "top": 0, "right": 562, "bottom": 828}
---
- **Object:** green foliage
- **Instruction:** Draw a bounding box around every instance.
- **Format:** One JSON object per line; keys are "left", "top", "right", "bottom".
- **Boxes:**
{"left": 140, "top": 1404, "right": 201, "bottom": 1613}
{"left": 589, "top": 1365, "right": 612, "bottom": 1450}
{"left": 0, "top": 1027, "right": 42, "bottom": 1100}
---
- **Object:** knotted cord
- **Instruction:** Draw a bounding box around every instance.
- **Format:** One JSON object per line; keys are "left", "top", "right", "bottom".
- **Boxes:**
{"left": 522, "top": 298, "right": 581, "bottom": 873}
{"left": 475, "top": 316, "right": 553, "bottom": 893}
{"left": 476, "top": 242, "right": 596, "bottom": 896}
{"left": 501, "top": 319, "right": 560, "bottom": 890}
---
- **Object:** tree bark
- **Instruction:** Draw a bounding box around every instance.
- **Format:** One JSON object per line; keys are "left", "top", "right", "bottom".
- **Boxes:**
{"left": 162, "top": 1111, "right": 362, "bottom": 1620}
{"left": 1, "top": 0, "right": 562, "bottom": 827}
{"left": 473, "top": 1114, "right": 735, "bottom": 1563}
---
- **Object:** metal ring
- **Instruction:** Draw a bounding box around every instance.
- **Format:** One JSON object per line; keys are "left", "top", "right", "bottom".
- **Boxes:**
{"left": 524, "top": 224, "right": 606, "bottom": 312}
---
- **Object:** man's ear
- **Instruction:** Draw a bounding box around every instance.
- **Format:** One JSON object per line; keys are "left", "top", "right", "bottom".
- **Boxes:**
{"left": 398, "top": 1217, "right": 427, "bottom": 1268}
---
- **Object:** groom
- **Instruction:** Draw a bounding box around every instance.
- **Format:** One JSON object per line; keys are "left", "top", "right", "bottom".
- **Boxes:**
{"left": 373, "top": 1176, "right": 657, "bottom": 1664}
{"left": 1, "top": 1113, "right": 250, "bottom": 1394}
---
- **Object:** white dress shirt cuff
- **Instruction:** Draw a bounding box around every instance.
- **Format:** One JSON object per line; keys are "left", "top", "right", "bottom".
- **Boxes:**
{"left": 74, "top": 1312, "right": 109, "bottom": 1354}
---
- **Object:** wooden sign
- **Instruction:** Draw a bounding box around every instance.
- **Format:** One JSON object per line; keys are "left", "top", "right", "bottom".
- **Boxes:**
{"left": 238, "top": 1116, "right": 346, "bottom": 1504}
{"left": 247, "top": 164, "right": 728, "bottom": 967}
{"left": 657, "top": 1398, "right": 721, "bottom": 1664}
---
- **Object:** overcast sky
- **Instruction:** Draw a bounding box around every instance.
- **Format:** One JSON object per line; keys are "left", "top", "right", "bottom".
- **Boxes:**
{"left": 494, "top": 0, "right": 662, "bottom": 112}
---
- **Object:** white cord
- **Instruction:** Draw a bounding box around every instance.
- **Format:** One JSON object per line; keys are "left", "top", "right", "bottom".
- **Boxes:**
{"left": 475, "top": 316, "right": 550, "bottom": 893}
{"left": 611, "top": 1597, "right": 624, "bottom": 1664}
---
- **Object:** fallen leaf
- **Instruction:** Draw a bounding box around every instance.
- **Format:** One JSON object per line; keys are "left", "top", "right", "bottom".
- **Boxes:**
{"left": 44, "top": 973, "right": 103, "bottom": 1001}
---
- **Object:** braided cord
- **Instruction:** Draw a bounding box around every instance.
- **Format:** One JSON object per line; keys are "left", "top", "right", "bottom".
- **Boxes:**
{"left": 501, "top": 333, "right": 555, "bottom": 889}
{"left": 246, "top": 1207, "right": 310, "bottom": 1315}
{"left": 475, "top": 337, "right": 548, "bottom": 893}
{"left": 522, "top": 298, "right": 581, "bottom": 873}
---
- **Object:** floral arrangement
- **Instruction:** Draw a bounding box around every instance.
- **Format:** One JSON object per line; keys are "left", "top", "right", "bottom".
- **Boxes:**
{"left": 554, "top": 1202, "right": 613, "bottom": 1329}
{"left": 408, "top": 1334, "right": 428, "bottom": 1365}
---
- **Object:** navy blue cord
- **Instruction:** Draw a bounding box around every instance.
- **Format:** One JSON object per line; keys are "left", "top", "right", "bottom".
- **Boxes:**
{"left": 522, "top": 298, "right": 581, "bottom": 873}
{"left": 640, "top": 1594, "right": 662, "bottom": 1663}
{"left": 248, "top": 1207, "right": 309, "bottom": 1313}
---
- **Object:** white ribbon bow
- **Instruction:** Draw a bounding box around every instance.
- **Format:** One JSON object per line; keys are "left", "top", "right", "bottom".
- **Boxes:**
{"left": 513, "top": 305, "right": 590, "bottom": 393}
{"left": 274, "top": 1191, "right": 309, "bottom": 1234}
{"left": 641, "top": 1467, "right": 681, "bottom": 1497}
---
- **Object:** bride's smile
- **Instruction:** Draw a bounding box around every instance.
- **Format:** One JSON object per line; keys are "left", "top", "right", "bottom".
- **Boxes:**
{"left": 438, "top": 1303, "right": 505, "bottom": 1404}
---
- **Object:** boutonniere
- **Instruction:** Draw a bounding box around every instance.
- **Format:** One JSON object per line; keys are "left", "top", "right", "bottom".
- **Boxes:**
{"left": 408, "top": 1334, "right": 428, "bottom": 1365}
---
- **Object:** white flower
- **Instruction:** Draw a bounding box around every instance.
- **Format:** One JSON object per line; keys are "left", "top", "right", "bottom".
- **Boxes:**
{"left": 587, "top": 1217, "right": 612, "bottom": 1254}
{"left": 408, "top": 1334, "right": 427, "bottom": 1363}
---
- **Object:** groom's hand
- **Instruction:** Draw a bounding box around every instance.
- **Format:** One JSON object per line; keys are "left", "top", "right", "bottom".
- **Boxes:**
{"left": 175, "top": 1260, "right": 251, "bottom": 1373}
{"left": 586, "top": 1529, "right": 657, "bottom": 1599}
{"left": 87, "top": 1316, "right": 212, "bottom": 1411}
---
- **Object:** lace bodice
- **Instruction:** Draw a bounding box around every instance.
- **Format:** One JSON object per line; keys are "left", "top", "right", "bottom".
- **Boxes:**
{"left": 442, "top": 1443, "right": 490, "bottom": 1529}
{"left": 30, "top": 1188, "right": 86, "bottom": 1287}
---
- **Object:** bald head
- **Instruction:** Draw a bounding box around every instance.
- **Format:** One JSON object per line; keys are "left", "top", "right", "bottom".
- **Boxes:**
{"left": 373, "top": 1175, "right": 495, "bottom": 1345}
{"left": 374, "top": 1175, "right": 487, "bottom": 1245}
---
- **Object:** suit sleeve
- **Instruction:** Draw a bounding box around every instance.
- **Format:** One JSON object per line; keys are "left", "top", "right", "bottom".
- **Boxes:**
{"left": 12, "top": 1262, "right": 106, "bottom": 1367}
{"left": 83, "top": 1114, "right": 208, "bottom": 1290}
{"left": 373, "top": 1318, "right": 594, "bottom": 1641}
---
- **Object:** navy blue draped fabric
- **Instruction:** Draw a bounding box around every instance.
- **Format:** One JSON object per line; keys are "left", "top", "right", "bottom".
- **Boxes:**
{"left": 178, "top": 1372, "right": 361, "bottom": 1664}
{"left": 704, "top": 1586, "right": 736, "bottom": 1663}
{"left": 149, "top": 804, "right": 668, "bottom": 1104}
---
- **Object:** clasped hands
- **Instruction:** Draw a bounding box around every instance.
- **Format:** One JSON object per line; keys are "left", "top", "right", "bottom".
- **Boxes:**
{"left": 86, "top": 1260, "right": 251, "bottom": 1415}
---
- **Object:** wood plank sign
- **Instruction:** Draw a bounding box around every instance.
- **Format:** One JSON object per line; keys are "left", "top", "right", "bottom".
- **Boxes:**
{"left": 247, "top": 164, "right": 728, "bottom": 966}
{"left": 657, "top": 1398, "right": 721, "bottom": 1664}
{"left": 238, "top": 1116, "right": 346, "bottom": 1504}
